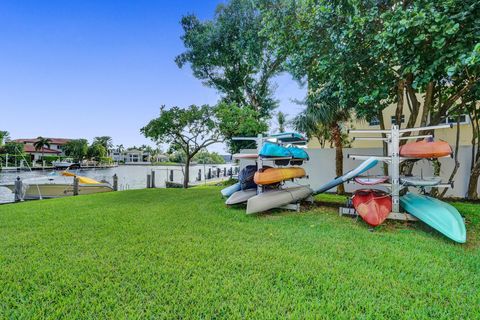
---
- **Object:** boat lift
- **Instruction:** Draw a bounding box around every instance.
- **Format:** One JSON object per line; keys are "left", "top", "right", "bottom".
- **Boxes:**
{"left": 341, "top": 123, "right": 454, "bottom": 221}
{"left": 232, "top": 133, "right": 313, "bottom": 212}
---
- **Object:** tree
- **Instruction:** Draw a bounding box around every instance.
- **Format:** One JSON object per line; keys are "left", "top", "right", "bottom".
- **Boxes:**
{"left": 0, "top": 131, "right": 9, "bottom": 146}
{"left": 276, "top": 111, "right": 287, "bottom": 133}
{"left": 64, "top": 139, "right": 89, "bottom": 162}
{"left": 195, "top": 150, "right": 226, "bottom": 164}
{"left": 33, "top": 137, "right": 52, "bottom": 161}
{"left": 141, "top": 105, "right": 223, "bottom": 188}
{"left": 0, "top": 141, "right": 24, "bottom": 155}
{"left": 176, "top": 0, "right": 284, "bottom": 118}
{"left": 87, "top": 143, "right": 107, "bottom": 160}
{"left": 215, "top": 102, "right": 268, "bottom": 153}
{"left": 93, "top": 136, "right": 113, "bottom": 150}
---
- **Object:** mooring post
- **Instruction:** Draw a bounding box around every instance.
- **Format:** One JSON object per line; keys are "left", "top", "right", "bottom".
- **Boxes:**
{"left": 169, "top": 170, "right": 174, "bottom": 182}
{"left": 151, "top": 170, "right": 156, "bottom": 188}
{"left": 223, "top": 167, "right": 226, "bottom": 176}
{"left": 217, "top": 168, "right": 221, "bottom": 178}
{"left": 73, "top": 176, "right": 79, "bottom": 196}
{"left": 14, "top": 176, "right": 23, "bottom": 202}
{"left": 146, "top": 174, "right": 151, "bottom": 188}
{"left": 207, "top": 168, "right": 212, "bottom": 179}
{"left": 113, "top": 174, "right": 118, "bottom": 191}
{"left": 197, "top": 169, "right": 202, "bottom": 181}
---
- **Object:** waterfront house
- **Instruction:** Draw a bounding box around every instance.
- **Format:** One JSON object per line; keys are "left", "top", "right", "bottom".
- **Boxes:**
{"left": 110, "top": 148, "right": 167, "bottom": 164}
{"left": 13, "top": 138, "right": 71, "bottom": 161}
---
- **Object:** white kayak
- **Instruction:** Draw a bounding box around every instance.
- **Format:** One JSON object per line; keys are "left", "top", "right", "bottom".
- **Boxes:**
{"left": 225, "top": 189, "right": 257, "bottom": 205}
{"left": 400, "top": 176, "right": 442, "bottom": 187}
{"left": 246, "top": 186, "right": 313, "bottom": 214}
{"left": 354, "top": 175, "right": 389, "bottom": 185}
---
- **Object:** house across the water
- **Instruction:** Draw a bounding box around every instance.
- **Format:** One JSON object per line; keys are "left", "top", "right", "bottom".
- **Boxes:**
{"left": 13, "top": 138, "right": 71, "bottom": 161}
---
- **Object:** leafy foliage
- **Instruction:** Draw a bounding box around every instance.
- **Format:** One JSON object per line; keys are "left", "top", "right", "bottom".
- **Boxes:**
{"left": 64, "top": 139, "right": 89, "bottom": 162}
{"left": 0, "top": 131, "right": 9, "bottom": 146}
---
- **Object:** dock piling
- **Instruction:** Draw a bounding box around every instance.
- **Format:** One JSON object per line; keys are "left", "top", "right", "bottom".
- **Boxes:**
{"left": 151, "top": 170, "right": 156, "bottom": 188}
{"left": 113, "top": 174, "right": 118, "bottom": 191}
{"left": 147, "top": 174, "right": 152, "bottom": 188}
{"left": 73, "top": 176, "right": 79, "bottom": 196}
{"left": 14, "top": 177, "right": 23, "bottom": 202}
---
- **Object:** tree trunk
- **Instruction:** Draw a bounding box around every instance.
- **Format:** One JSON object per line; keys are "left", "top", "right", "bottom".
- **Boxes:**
{"left": 183, "top": 157, "right": 191, "bottom": 188}
{"left": 467, "top": 160, "right": 480, "bottom": 200}
{"left": 332, "top": 123, "right": 345, "bottom": 195}
{"left": 394, "top": 79, "right": 405, "bottom": 129}
{"left": 440, "top": 115, "right": 461, "bottom": 199}
{"left": 378, "top": 110, "right": 389, "bottom": 176}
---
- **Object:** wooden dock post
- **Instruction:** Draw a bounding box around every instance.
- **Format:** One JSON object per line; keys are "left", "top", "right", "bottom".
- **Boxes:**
{"left": 207, "top": 168, "right": 212, "bottom": 179}
{"left": 113, "top": 174, "right": 118, "bottom": 191}
{"left": 223, "top": 167, "right": 226, "bottom": 176}
{"left": 217, "top": 168, "right": 221, "bottom": 178}
{"left": 151, "top": 170, "right": 156, "bottom": 188}
{"left": 169, "top": 170, "right": 174, "bottom": 182}
{"left": 146, "top": 174, "right": 152, "bottom": 188}
{"left": 14, "top": 176, "right": 23, "bottom": 202}
{"left": 197, "top": 169, "right": 202, "bottom": 181}
{"left": 73, "top": 176, "right": 79, "bottom": 196}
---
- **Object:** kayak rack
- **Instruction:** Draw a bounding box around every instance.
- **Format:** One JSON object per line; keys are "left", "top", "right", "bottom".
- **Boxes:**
{"left": 346, "top": 123, "right": 454, "bottom": 215}
{"left": 232, "top": 133, "right": 311, "bottom": 212}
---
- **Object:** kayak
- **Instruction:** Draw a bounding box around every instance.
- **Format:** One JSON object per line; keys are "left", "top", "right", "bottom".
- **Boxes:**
{"left": 352, "top": 189, "right": 392, "bottom": 226}
{"left": 399, "top": 139, "right": 452, "bottom": 158}
{"left": 226, "top": 189, "right": 257, "bottom": 205}
{"left": 354, "top": 176, "right": 389, "bottom": 185}
{"left": 221, "top": 182, "right": 241, "bottom": 197}
{"left": 239, "top": 165, "right": 259, "bottom": 190}
{"left": 246, "top": 186, "right": 313, "bottom": 214}
{"left": 400, "top": 192, "right": 466, "bottom": 243}
{"left": 270, "top": 132, "right": 307, "bottom": 143}
{"left": 259, "top": 142, "right": 309, "bottom": 160}
{"left": 254, "top": 167, "right": 306, "bottom": 185}
{"left": 313, "top": 157, "right": 379, "bottom": 194}
{"left": 400, "top": 176, "right": 442, "bottom": 187}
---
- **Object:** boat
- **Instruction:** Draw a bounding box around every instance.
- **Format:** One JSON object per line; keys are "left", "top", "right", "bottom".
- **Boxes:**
{"left": 221, "top": 182, "right": 241, "bottom": 197}
{"left": 354, "top": 176, "right": 389, "bottom": 185}
{"left": 259, "top": 142, "right": 292, "bottom": 158}
{"left": 286, "top": 146, "right": 309, "bottom": 160}
{"left": 52, "top": 159, "right": 76, "bottom": 169}
{"left": 225, "top": 189, "right": 257, "bottom": 205}
{"left": 246, "top": 186, "right": 313, "bottom": 214}
{"left": 254, "top": 167, "right": 306, "bottom": 185}
{"left": 400, "top": 176, "right": 442, "bottom": 187}
{"left": 399, "top": 139, "right": 452, "bottom": 158}
{"left": 352, "top": 189, "right": 392, "bottom": 226}
{"left": 313, "top": 157, "right": 379, "bottom": 194}
{"left": 0, "top": 172, "right": 112, "bottom": 200}
{"left": 239, "top": 165, "right": 260, "bottom": 190}
{"left": 400, "top": 192, "right": 466, "bottom": 243}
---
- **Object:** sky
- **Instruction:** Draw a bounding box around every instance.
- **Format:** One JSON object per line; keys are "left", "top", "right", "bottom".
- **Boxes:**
{"left": 0, "top": 0, "right": 306, "bottom": 153}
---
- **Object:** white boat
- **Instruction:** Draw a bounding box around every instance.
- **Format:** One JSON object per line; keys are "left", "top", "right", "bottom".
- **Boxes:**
{"left": 0, "top": 172, "right": 113, "bottom": 200}
{"left": 52, "top": 159, "right": 75, "bottom": 169}
{"left": 246, "top": 186, "right": 313, "bottom": 214}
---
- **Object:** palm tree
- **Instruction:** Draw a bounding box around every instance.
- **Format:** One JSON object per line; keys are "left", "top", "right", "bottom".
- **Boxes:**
{"left": 276, "top": 111, "right": 287, "bottom": 133}
{"left": 293, "top": 85, "right": 352, "bottom": 195}
{"left": 33, "top": 137, "right": 52, "bottom": 162}
{"left": 0, "top": 131, "right": 10, "bottom": 146}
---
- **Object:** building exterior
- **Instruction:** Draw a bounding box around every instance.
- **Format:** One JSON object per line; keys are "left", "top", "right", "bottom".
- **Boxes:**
{"left": 110, "top": 148, "right": 167, "bottom": 164}
{"left": 13, "top": 138, "right": 71, "bottom": 161}
{"left": 308, "top": 99, "right": 471, "bottom": 149}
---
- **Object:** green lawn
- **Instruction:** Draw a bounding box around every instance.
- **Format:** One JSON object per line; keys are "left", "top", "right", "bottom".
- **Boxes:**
{"left": 0, "top": 187, "right": 479, "bottom": 319}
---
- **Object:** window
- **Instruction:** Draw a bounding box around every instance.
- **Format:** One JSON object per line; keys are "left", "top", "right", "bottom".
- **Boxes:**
{"left": 441, "top": 114, "right": 469, "bottom": 125}
{"left": 369, "top": 116, "right": 380, "bottom": 126}
{"left": 390, "top": 115, "right": 405, "bottom": 125}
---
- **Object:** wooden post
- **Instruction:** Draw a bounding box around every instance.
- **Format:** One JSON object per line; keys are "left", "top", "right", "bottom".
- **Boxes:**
{"left": 73, "top": 176, "right": 79, "bottom": 196}
{"left": 113, "top": 174, "right": 118, "bottom": 191}
{"left": 197, "top": 169, "right": 202, "bottom": 181}
{"left": 14, "top": 176, "right": 23, "bottom": 202}
{"left": 217, "top": 168, "right": 221, "bottom": 178}
{"left": 151, "top": 170, "right": 156, "bottom": 188}
{"left": 223, "top": 167, "right": 226, "bottom": 176}
{"left": 229, "top": 168, "right": 233, "bottom": 179}
{"left": 169, "top": 170, "right": 174, "bottom": 182}
{"left": 146, "top": 174, "right": 151, "bottom": 188}
{"left": 207, "top": 168, "right": 212, "bottom": 179}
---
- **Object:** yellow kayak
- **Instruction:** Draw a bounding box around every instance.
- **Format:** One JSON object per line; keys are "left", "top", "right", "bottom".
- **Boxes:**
{"left": 254, "top": 167, "right": 306, "bottom": 185}
{"left": 61, "top": 171, "right": 101, "bottom": 184}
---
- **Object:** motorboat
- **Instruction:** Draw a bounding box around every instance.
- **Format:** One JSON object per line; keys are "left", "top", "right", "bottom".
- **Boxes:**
{"left": 52, "top": 159, "right": 76, "bottom": 169}
{"left": 0, "top": 171, "right": 113, "bottom": 200}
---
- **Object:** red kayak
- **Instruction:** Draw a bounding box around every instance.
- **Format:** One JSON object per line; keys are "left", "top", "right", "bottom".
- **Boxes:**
{"left": 399, "top": 139, "right": 452, "bottom": 158}
{"left": 352, "top": 189, "right": 392, "bottom": 227}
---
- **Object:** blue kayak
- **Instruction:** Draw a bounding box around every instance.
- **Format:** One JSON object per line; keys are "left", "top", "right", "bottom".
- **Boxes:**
{"left": 221, "top": 182, "right": 241, "bottom": 197}
{"left": 400, "top": 192, "right": 466, "bottom": 243}
{"left": 313, "top": 157, "right": 379, "bottom": 194}
{"left": 259, "top": 142, "right": 309, "bottom": 160}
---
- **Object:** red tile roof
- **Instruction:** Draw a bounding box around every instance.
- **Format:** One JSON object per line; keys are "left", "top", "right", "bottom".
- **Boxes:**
{"left": 13, "top": 138, "right": 71, "bottom": 145}
{"left": 23, "top": 145, "right": 61, "bottom": 154}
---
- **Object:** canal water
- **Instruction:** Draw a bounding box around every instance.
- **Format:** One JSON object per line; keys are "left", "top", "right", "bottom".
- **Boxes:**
{"left": 0, "top": 164, "right": 235, "bottom": 204}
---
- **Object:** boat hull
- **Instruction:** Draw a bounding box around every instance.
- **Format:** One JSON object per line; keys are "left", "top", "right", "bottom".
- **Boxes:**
{"left": 400, "top": 176, "right": 441, "bottom": 187}
{"left": 399, "top": 140, "right": 452, "bottom": 158}
{"left": 246, "top": 186, "right": 312, "bottom": 214}
{"left": 254, "top": 167, "right": 306, "bottom": 185}
{"left": 352, "top": 189, "right": 392, "bottom": 226}
{"left": 354, "top": 176, "right": 389, "bottom": 185}
{"left": 3, "top": 183, "right": 112, "bottom": 199}
{"left": 400, "top": 192, "right": 466, "bottom": 243}
{"left": 221, "top": 182, "right": 241, "bottom": 197}
{"left": 225, "top": 189, "right": 257, "bottom": 205}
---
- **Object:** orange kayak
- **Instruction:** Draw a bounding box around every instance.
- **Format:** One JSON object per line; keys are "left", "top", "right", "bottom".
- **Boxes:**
{"left": 352, "top": 189, "right": 392, "bottom": 227}
{"left": 399, "top": 139, "right": 452, "bottom": 158}
{"left": 254, "top": 167, "right": 306, "bottom": 185}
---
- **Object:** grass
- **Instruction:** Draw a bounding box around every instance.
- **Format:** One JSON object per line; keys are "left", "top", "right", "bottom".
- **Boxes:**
{"left": 0, "top": 187, "right": 479, "bottom": 319}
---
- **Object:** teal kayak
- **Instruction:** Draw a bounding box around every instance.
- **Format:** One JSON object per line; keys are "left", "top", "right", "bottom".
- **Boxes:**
{"left": 221, "top": 182, "right": 241, "bottom": 197}
{"left": 270, "top": 132, "right": 307, "bottom": 143}
{"left": 400, "top": 192, "right": 466, "bottom": 243}
{"left": 259, "top": 142, "right": 309, "bottom": 159}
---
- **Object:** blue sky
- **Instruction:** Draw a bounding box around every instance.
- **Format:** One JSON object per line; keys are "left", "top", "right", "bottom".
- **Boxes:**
{"left": 0, "top": 0, "right": 305, "bottom": 153}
